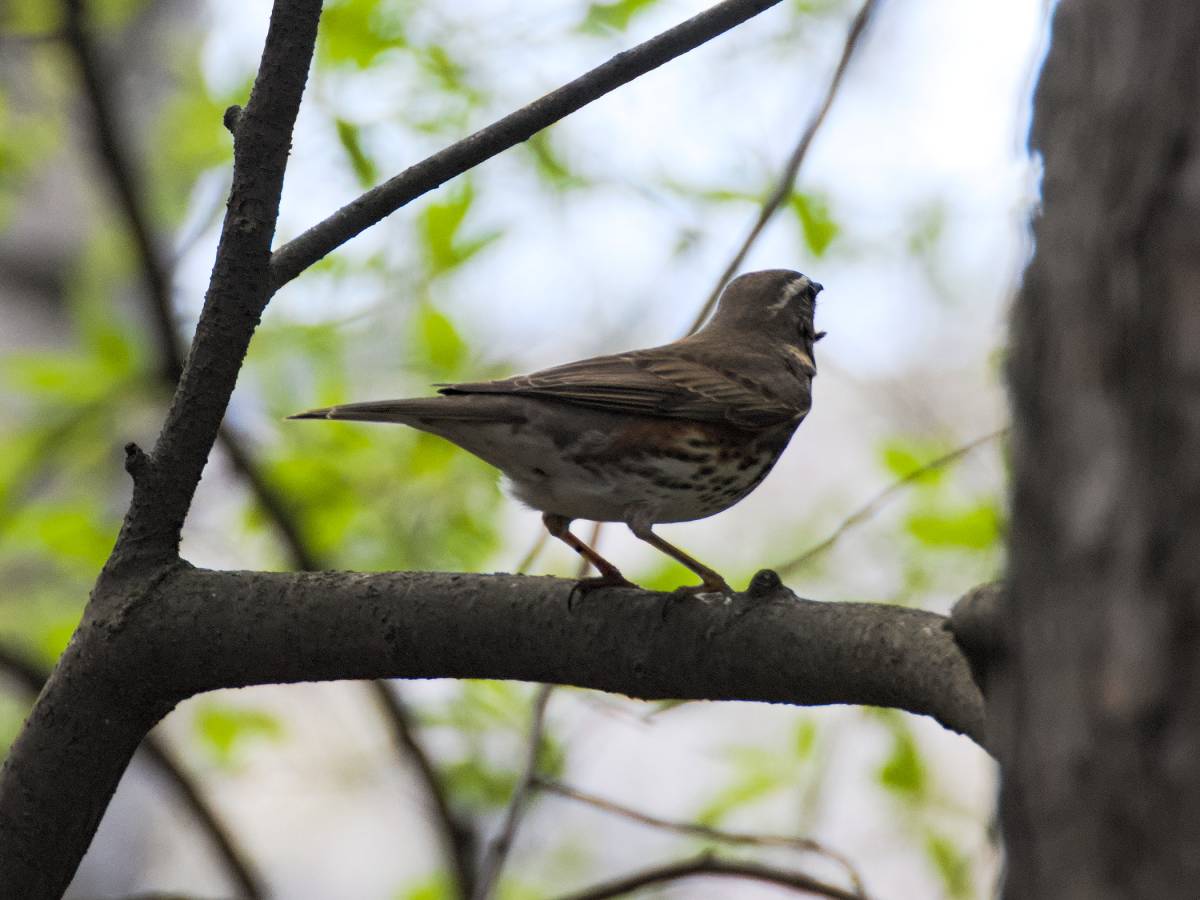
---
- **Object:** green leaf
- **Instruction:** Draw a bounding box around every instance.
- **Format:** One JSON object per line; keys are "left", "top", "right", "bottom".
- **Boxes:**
{"left": 536, "top": 732, "right": 567, "bottom": 782}
{"left": 417, "top": 181, "right": 501, "bottom": 276}
{"left": 793, "top": 718, "right": 818, "bottom": 760}
{"left": 25, "top": 503, "right": 115, "bottom": 570}
{"left": 416, "top": 45, "right": 482, "bottom": 104}
{"left": 2, "top": 0, "right": 62, "bottom": 33}
{"left": 907, "top": 502, "right": 1002, "bottom": 550}
{"left": 789, "top": 192, "right": 840, "bottom": 257}
{"left": 578, "top": 0, "right": 660, "bottom": 34}
{"left": 414, "top": 303, "right": 468, "bottom": 375}
{"left": 878, "top": 438, "right": 953, "bottom": 486}
{"left": 523, "top": 131, "right": 588, "bottom": 191}
{"left": 696, "top": 768, "right": 785, "bottom": 826}
{"left": 926, "top": 830, "right": 974, "bottom": 899}
{"left": 395, "top": 872, "right": 455, "bottom": 900}
{"left": 335, "top": 118, "right": 378, "bottom": 187}
{"left": 195, "top": 704, "right": 285, "bottom": 766}
{"left": 442, "top": 757, "right": 519, "bottom": 810}
{"left": 319, "top": 0, "right": 407, "bottom": 68}
{"left": 877, "top": 719, "right": 927, "bottom": 800}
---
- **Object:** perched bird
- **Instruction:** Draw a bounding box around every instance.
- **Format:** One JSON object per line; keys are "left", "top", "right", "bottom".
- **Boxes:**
{"left": 290, "top": 269, "right": 823, "bottom": 594}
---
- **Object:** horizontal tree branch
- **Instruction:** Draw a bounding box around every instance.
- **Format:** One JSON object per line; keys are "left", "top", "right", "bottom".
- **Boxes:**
{"left": 268, "top": 0, "right": 787, "bottom": 289}
{"left": 120, "top": 567, "right": 987, "bottom": 746}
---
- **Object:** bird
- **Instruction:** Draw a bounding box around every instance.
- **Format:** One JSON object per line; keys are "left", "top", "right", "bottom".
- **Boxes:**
{"left": 289, "top": 269, "right": 823, "bottom": 595}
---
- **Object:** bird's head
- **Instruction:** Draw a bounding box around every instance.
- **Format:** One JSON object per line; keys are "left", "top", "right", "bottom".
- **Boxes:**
{"left": 705, "top": 269, "right": 825, "bottom": 361}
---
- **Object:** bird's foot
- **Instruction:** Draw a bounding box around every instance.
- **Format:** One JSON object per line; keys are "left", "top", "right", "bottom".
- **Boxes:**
{"left": 567, "top": 572, "right": 638, "bottom": 611}
{"left": 672, "top": 577, "right": 733, "bottom": 598}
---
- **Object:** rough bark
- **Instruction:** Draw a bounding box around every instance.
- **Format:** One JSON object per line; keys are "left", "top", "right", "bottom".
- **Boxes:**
{"left": 1000, "top": 1, "right": 1200, "bottom": 896}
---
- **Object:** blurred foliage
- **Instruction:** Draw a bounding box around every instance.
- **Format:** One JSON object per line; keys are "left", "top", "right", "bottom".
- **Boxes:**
{"left": 578, "top": 0, "right": 660, "bottom": 36}
{"left": 696, "top": 716, "right": 825, "bottom": 829}
{"left": 870, "top": 708, "right": 985, "bottom": 899}
{"left": 0, "top": 0, "right": 1004, "bottom": 895}
{"left": 194, "top": 702, "right": 286, "bottom": 768}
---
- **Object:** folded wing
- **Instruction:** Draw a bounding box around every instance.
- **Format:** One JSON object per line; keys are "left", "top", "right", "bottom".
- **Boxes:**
{"left": 439, "top": 347, "right": 807, "bottom": 429}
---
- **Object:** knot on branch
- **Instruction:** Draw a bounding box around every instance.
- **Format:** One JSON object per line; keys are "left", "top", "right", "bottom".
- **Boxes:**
{"left": 123, "top": 442, "right": 151, "bottom": 481}
{"left": 747, "top": 568, "right": 783, "bottom": 599}
{"left": 223, "top": 104, "right": 243, "bottom": 136}
{"left": 946, "top": 581, "right": 1006, "bottom": 695}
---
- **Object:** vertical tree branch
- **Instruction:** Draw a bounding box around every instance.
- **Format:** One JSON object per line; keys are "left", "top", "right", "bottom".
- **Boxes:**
{"left": 0, "top": 3, "right": 324, "bottom": 894}
{"left": 0, "top": 645, "right": 264, "bottom": 899}
{"left": 108, "top": 0, "right": 324, "bottom": 570}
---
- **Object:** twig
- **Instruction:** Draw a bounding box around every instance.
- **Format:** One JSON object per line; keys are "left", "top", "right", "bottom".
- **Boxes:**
{"left": 534, "top": 780, "right": 866, "bottom": 896}
{"left": 368, "top": 681, "right": 476, "bottom": 900}
{"left": 687, "top": 0, "right": 881, "bottom": 334}
{"left": 472, "top": 684, "right": 554, "bottom": 900}
{"left": 514, "top": 529, "right": 549, "bottom": 576}
{"left": 62, "top": 0, "right": 180, "bottom": 382}
{"left": 269, "top": 0, "right": 790, "bottom": 289}
{"left": 0, "top": 643, "right": 264, "bottom": 900}
{"left": 552, "top": 851, "right": 863, "bottom": 900}
{"left": 776, "top": 427, "right": 1008, "bottom": 577}
{"left": 216, "top": 425, "right": 320, "bottom": 571}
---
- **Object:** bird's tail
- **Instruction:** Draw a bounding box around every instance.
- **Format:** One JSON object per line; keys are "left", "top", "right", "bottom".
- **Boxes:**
{"left": 287, "top": 396, "right": 521, "bottom": 425}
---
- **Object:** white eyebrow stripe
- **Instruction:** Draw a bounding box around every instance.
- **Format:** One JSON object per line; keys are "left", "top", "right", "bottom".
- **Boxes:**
{"left": 766, "top": 276, "right": 811, "bottom": 313}
{"left": 784, "top": 345, "right": 815, "bottom": 370}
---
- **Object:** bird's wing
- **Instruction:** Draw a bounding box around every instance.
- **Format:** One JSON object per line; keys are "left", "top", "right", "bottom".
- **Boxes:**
{"left": 439, "top": 347, "right": 807, "bottom": 428}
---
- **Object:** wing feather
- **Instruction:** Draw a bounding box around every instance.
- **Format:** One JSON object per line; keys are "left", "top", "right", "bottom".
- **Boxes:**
{"left": 439, "top": 346, "right": 807, "bottom": 428}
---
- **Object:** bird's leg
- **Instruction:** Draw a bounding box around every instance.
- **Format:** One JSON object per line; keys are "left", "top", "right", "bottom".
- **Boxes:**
{"left": 542, "top": 513, "right": 636, "bottom": 603}
{"left": 626, "top": 520, "right": 732, "bottom": 595}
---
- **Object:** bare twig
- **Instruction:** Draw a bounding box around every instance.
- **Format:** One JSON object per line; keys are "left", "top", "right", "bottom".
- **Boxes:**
{"left": 368, "top": 681, "right": 476, "bottom": 900}
{"left": 687, "top": 0, "right": 881, "bottom": 333}
{"left": 473, "top": 684, "right": 554, "bottom": 900}
{"left": 534, "top": 780, "right": 866, "bottom": 896}
{"left": 269, "top": 0, "right": 790, "bottom": 289}
{"left": 776, "top": 427, "right": 1008, "bottom": 577}
{"left": 0, "top": 643, "right": 264, "bottom": 900}
{"left": 62, "top": 0, "right": 179, "bottom": 383}
{"left": 514, "top": 529, "right": 549, "bottom": 576}
{"left": 552, "top": 851, "right": 863, "bottom": 900}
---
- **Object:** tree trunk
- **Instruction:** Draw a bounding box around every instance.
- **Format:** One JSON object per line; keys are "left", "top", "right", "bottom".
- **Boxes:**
{"left": 1001, "top": 1, "right": 1200, "bottom": 897}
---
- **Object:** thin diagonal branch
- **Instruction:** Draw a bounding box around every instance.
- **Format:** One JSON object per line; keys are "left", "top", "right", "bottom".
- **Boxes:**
{"left": 473, "top": 684, "right": 554, "bottom": 900}
{"left": 62, "top": 0, "right": 179, "bottom": 382}
{"left": 534, "top": 780, "right": 866, "bottom": 896}
{"left": 776, "top": 427, "right": 1007, "bottom": 577}
{"left": 687, "top": 0, "right": 881, "bottom": 334}
{"left": 369, "top": 681, "right": 476, "bottom": 900}
{"left": 0, "top": 643, "right": 264, "bottom": 900}
{"left": 552, "top": 852, "right": 862, "bottom": 900}
{"left": 269, "top": 0, "right": 789, "bottom": 289}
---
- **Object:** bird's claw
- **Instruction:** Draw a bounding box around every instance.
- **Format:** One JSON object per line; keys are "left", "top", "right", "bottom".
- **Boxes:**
{"left": 567, "top": 573, "right": 638, "bottom": 611}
